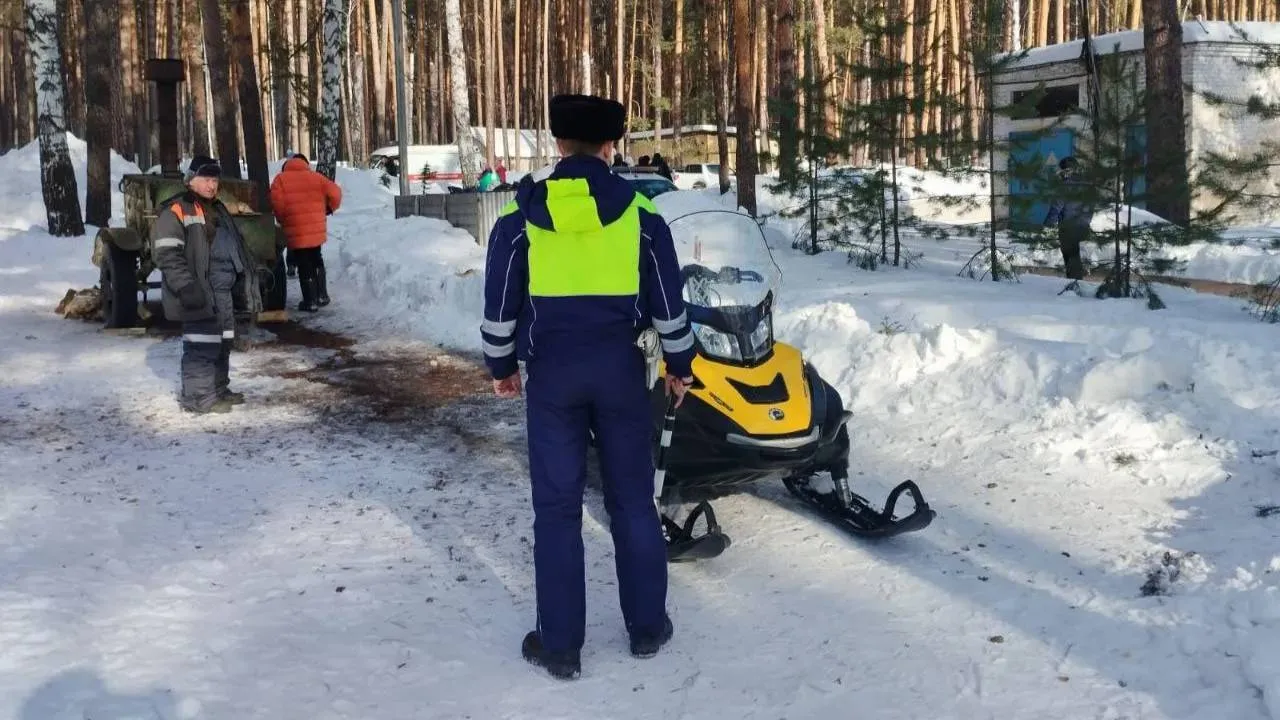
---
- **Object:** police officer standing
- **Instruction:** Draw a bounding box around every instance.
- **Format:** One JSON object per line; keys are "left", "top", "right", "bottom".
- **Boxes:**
{"left": 152, "top": 156, "right": 260, "bottom": 414}
{"left": 481, "top": 94, "right": 696, "bottom": 680}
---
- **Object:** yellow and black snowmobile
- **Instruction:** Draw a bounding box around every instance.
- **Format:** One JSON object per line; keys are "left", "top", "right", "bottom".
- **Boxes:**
{"left": 643, "top": 208, "right": 934, "bottom": 562}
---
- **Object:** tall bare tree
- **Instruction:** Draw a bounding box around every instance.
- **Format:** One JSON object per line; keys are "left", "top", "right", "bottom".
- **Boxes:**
{"left": 84, "top": 0, "right": 116, "bottom": 227}
{"left": 734, "top": 0, "right": 757, "bottom": 214}
{"left": 201, "top": 0, "right": 240, "bottom": 176}
{"left": 1143, "top": 0, "right": 1189, "bottom": 224}
{"left": 25, "top": 0, "right": 84, "bottom": 236}
{"left": 775, "top": 0, "right": 800, "bottom": 181}
{"left": 183, "top": 0, "right": 210, "bottom": 157}
{"left": 230, "top": 0, "right": 269, "bottom": 206}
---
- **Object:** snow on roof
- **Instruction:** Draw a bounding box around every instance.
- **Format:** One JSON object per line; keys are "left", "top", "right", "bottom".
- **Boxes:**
{"left": 467, "top": 127, "right": 559, "bottom": 158}
{"left": 997, "top": 20, "right": 1280, "bottom": 71}
{"left": 625, "top": 124, "right": 741, "bottom": 140}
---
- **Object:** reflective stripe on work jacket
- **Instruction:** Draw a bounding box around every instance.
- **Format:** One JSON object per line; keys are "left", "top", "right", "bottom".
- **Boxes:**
{"left": 504, "top": 178, "right": 644, "bottom": 299}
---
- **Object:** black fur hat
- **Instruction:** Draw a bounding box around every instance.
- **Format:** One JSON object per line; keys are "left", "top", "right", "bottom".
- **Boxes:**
{"left": 549, "top": 94, "right": 626, "bottom": 143}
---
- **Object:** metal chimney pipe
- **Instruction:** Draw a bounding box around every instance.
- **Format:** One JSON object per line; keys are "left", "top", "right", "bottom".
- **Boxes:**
{"left": 145, "top": 59, "right": 186, "bottom": 177}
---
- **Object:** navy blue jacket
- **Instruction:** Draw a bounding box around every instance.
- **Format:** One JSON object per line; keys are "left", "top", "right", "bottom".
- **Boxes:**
{"left": 480, "top": 155, "right": 696, "bottom": 381}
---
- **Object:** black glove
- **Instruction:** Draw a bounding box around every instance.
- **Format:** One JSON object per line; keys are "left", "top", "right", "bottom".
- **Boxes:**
{"left": 177, "top": 283, "right": 207, "bottom": 310}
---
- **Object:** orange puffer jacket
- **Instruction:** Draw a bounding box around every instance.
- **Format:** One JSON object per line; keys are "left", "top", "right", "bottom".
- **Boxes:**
{"left": 270, "top": 157, "right": 344, "bottom": 250}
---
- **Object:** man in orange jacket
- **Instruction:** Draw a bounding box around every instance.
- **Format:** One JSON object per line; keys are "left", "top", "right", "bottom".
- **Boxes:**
{"left": 270, "top": 153, "right": 343, "bottom": 311}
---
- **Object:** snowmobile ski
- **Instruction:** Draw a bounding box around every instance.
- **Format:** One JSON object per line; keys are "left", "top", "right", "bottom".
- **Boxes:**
{"left": 782, "top": 475, "right": 935, "bottom": 538}
{"left": 663, "top": 500, "right": 732, "bottom": 562}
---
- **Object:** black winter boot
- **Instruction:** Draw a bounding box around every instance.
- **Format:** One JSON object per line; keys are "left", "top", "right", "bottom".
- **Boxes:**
{"left": 629, "top": 614, "right": 674, "bottom": 659}
{"left": 521, "top": 631, "right": 581, "bottom": 680}
{"left": 298, "top": 277, "right": 319, "bottom": 312}
{"left": 316, "top": 263, "right": 331, "bottom": 307}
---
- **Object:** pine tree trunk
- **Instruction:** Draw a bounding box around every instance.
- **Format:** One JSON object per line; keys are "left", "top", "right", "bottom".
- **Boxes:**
{"left": 446, "top": 0, "right": 480, "bottom": 182}
{"left": 671, "top": 0, "right": 684, "bottom": 158}
{"left": 614, "top": 0, "right": 623, "bottom": 155}
{"left": 811, "top": 0, "right": 835, "bottom": 149}
{"left": 26, "top": 0, "right": 84, "bottom": 237}
{"left": 483, "top": 0, "right": 496, "bottom": 167}
{"left": 201, "top": 0, "right": 240, "bottom": 175}
{"left": 514, "top": 0, "right": 522, "bottom": 166}
{"left": 541, "top": 0, "right": 550, "bottom": 164}
{"left": 710, "top": 2, "right": 730, "bottom": 192}
{"left": 229, "top": 0, "right": 269, "bottom": 206}
{"left": 497, "top": 0, "right": 510, "bottom": 164}
{"left": 183, "top": 0, "right": 210, "bottom": 156}
{"left": 114, "top": 0, "right": 136, "bottom": 160}
{"left": 1143, "top": 0, "right": 1189, "bottom": 224}
{"left": 84, "top": 0, "right": 116, "bottom": 227}
{"left": 268, "top": 0, "right": 291, "bottom": 156}
{"left": 733, "top": 0, "right": 757, "bottom": 214}
{"left": 56, "top": 0, "right": 84, "bottom": 139}
{"left": 651, "top": 0, "right": 663, "bottom": 151}
{"left": 775, "top": 0, "right": 798, "bottom": 181}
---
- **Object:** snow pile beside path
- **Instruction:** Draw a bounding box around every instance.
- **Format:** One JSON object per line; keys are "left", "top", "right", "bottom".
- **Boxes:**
{"left": 0, "top": 135, "right": 140, "bottom": 232}
{"left": 322, "top": 169, "right": 485, "bottom": 351}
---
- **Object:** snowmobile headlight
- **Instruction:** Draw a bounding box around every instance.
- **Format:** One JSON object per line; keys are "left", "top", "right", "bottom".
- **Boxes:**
{"left": 692, "top": 322, "right": 742, "bottom": 362}
{"left": 745, "top": 315, "right": 773, "bottom": 360}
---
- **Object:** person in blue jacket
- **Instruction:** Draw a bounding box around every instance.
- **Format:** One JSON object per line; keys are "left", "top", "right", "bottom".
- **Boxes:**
{"left": 480, "top": 93, "right": 697, "bottom": 681}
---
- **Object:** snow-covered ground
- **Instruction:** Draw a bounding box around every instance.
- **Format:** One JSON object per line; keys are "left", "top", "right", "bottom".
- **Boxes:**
{"left": 3, "top": 143, "right": 1280, "bottom": 719}
{"left": 757, "top": 165, "right": 1280, "bottom": 286}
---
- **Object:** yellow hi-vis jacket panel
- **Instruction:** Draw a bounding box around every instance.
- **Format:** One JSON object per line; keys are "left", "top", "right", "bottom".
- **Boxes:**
{"left": 517, "top": 178, "right": 646, "bottom": 298}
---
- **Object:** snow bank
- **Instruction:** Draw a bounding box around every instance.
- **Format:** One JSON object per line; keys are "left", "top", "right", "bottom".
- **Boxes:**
{"left": 325, "top": 213, "right": 486, "bottom": 352}
{"left": 0, "top": 135, "right": 140, "bottom": 233}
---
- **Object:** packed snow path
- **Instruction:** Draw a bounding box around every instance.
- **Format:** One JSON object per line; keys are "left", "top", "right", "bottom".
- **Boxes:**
{"left": 3, "top": 234, "right": 1277, "bottom": 720}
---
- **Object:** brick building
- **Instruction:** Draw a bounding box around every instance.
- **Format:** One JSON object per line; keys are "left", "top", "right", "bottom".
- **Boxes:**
{"left": 991, "top": 20, "right": 1280, "bottom": 227}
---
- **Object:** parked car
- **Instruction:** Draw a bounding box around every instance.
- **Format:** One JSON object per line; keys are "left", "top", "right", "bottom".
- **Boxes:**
{"left": 673, "top": 163, "right": 733, "bottom": 191}
{"left": 613, "top": 166, "right": 678, "bottom": 199}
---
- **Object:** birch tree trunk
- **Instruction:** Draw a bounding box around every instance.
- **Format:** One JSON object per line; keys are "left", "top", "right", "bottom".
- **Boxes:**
{"left": 733, "top": 0, "right": 757, "bottom": 214}
{"left": 25, "top": 0, "right": 84, "bottom": 237}
{"left": 85, "top": 0, "right": 116, "bottom": 227}
{"left": 446, "top": 0, "right": 481, "bottom": 184}
{"left": 317, "top": 0, "right": 347, "bottom": 179}
{"left": 230, "top": 0, "right": 270, "bottom": 207}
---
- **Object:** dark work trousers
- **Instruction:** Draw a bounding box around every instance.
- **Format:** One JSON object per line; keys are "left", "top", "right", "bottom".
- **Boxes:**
{"left": 1058, "top": 221, "right": 1089, "bottom": 281}
{"left": 292, "top": 247, "right": 324, "bottom": 305}
{"left": 182, "top": 239, "right": 241, "bottom": 411}
{"left": 524, "top": 343, "right": 668, "bottom": 655}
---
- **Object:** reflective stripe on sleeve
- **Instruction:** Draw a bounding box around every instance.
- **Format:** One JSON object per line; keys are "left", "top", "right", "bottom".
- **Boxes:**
{"left": 653, "top": 311, "right": 688, "bottom": 335}
{"left": 183, "top": 334, "right": 223, "bottom": 344}
{"left": 154, "top": 237, "right": 185, "bottom": 250}
{"left": 661, "top": 331, "right": 695, "bottom": 353}
{"left": 483, "top": 340, "right": 515, "bottom": 358}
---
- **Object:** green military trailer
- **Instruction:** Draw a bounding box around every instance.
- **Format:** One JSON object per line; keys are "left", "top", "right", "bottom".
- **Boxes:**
{"left": 91, "top": 57, "right": 288, "bottom": 329}
{"left": 93, "top": 174, "right": 288, "bottom": 328}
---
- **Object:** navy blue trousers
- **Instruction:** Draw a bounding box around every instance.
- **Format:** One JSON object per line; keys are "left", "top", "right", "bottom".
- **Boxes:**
{"left": 525, "top": 344, "right": 668, "bottom": 654}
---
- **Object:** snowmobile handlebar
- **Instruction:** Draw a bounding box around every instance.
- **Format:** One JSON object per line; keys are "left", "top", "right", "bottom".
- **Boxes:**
{"left": 680, "top": 264, "right": 766, "bottom": 285}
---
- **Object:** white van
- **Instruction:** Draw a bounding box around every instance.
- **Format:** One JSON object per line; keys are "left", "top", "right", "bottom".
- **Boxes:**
{"left": 369, "top": 144, "right": 467, "bottom": 184}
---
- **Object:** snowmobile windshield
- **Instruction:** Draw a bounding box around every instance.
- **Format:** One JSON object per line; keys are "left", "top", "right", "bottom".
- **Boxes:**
{"left": 665, "top": 209, "right": 782, "bottom": 365}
